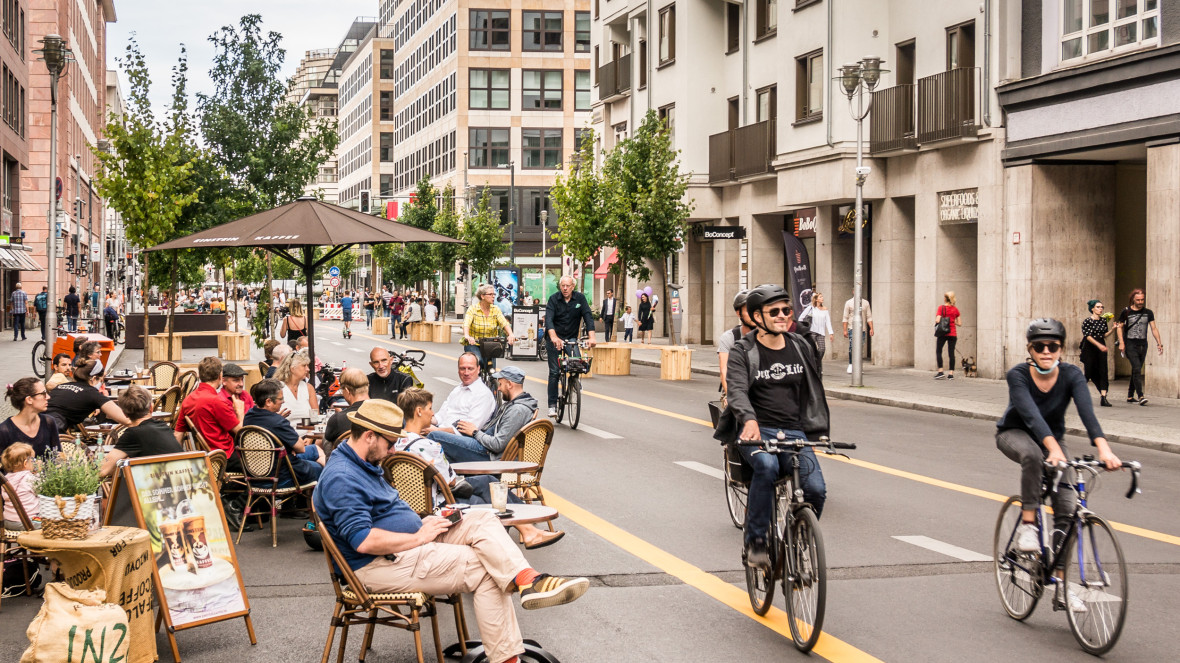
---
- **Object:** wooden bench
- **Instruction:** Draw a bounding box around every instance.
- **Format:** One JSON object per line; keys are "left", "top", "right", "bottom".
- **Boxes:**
{"left": 147, "top": 330, "right": 252, "bottom": 362}
{"left": 428, "top": 321, "right": 450, "bottom": 344}
{"left": 586, "top": 342, "right": 632, "bottom": 376}
{"left": 659, "top": 346, "right": 693, "bottom": 380}
{"left": 443, "top": 321, "right": 464, "bottom": 343}
{"left": 372, "top": 316, "right": 390, "bottom": 335}
{"left": 410, "top": 322, "right": 433, "bottom": 342}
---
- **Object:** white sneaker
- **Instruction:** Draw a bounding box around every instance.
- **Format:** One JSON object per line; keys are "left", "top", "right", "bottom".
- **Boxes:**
{"left": 547, "top": 407, "right": 558, "bottom": 418}
{"left": 1015, "top": 523, "right": 1040, "bottom": 553}
{"left": 846, "top": 364, "right": 853, "bottom": 374}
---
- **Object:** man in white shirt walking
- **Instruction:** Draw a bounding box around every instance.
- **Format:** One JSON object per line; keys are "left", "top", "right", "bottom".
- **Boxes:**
{"left": 424, "top": 352, "right": 496, "bottom": 434}
{"left": 842, "top": 297, "right": 874, "bottom": 374}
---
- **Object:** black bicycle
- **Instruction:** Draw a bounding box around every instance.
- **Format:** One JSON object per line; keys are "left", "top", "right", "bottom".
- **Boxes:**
{"left": 734, "top": 434, "right": 855, "bottom": 652}
{"left": 994, "top": 457, "right": 1141, "bottom": 655}
{"left": 554, "top": 338, "right": 591, "bottom": 430}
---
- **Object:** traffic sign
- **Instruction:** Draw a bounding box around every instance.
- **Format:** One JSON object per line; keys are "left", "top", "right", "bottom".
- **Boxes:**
{"left": 328, "top": 266, "right": 340, "bottom": 277}
{"left": 329, "top": 276, "right": 341, "bottom": 288}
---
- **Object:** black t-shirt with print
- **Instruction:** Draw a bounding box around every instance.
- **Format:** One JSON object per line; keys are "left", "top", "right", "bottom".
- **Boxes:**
{"left": 45, "top": 381, "right": 112, "bottom": 429}
{"left": 748, "top": 339, "right": 806, "bottom": 430}
{"left": 1118, "top": 307, "right": 1154, "bottom": 340}
{"left": 115, "top": 420, "right": 184, "bottom": 459}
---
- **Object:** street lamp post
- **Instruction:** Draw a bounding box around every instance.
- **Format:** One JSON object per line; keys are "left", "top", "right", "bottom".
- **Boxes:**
{"left": 836, "top": 56, "right": 887, "bottom": 387}
{"left": 540, "top": 209, "right": 548, "bottom": 301}
{"left": 498, "top": 161, "right": 515, "bottom": 262}
{"left": 34, "top": 35, "right": 73, "bottom": 375}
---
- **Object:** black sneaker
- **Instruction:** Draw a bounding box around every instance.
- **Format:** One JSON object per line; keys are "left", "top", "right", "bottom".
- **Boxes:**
{"left": 933, "top": 372, "right": 946, "bottom": 380}
{"left": 519, "top": 574, "right": 589, "bottom": 610}
{"left": 1139, "top": 398, "right": 1149, "bottom": 406}
{"left": 947, "top": 374, "right": 955, "bottom": 380}
{"left": 745, "top": 538, "right": 771, "bottom": 570}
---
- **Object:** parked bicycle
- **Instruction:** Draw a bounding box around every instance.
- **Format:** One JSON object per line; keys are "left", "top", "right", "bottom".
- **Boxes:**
{"left": 31, "top": 323, "right": 70, "bottom": 379}
{"left": 393, "top": 348, "right": 426, "bottom": 389}
{"left": 733, "top": 433, "right": 856, "bottom": 652}
{"left": 554, "top": 337, "right": 591, "bottom": 429}
{"left": 994, "top": 457, "right": 1141, "bottom": 655}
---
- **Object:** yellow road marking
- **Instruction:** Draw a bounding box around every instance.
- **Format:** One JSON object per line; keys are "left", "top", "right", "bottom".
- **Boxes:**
{"left": 347, "top": 329, "right": 1180, "bottom": 547}
{"left": 545, "top": 491, "right": 884, "bottom": 663}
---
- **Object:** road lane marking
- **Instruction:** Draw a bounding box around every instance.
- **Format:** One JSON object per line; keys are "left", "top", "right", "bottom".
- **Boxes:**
{"left": 675, "top": 461, "right": 725, "bottom": 480}
{"left": 349, "top": 329, "right": 1180, "bottom": 548}
{"left": 435, "top": 377, "right": 459, "bottom": 386}
{"left": 546, "top": 490, "right": 883, "bottom": 663}
{"left": 892, "top": 536, "right": 991, "bottom": 562}
{"left": 574, "top": 423, "right": 622, "bottom": 439}
{"left": 348, "top": 347, "right": 364, "bottom": 353}
{"left": 331, "top": 341, "right": 344, "bottom": 346}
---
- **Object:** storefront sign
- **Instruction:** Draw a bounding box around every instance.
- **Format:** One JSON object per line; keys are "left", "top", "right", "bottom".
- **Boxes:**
{"left": 939, "top": 188, "right": 979, "bottom": 224}
{"left": 837, "top": 203, "right": 872, "bottom": 236}
{"left": 782, "top": 231, "right": 814, "bottom": 313}
{"left": 510, "top": 305, "right": 540, "bottom": 360}
{"left": 701, "top": 226, "right": 746, "bottom": 240}
{"left": 793, "top": 208, "right": 818, "bottom": 238}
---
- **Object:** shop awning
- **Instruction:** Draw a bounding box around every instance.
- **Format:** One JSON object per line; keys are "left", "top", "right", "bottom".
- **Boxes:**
{"left": 0, "top": 246, "right": 43, "bottom": 271}
{"left": 593, "top": 248, "right": 618, "bottom": 279}
{"left": 12, "top": 248, "right": 43, "bottom": 271}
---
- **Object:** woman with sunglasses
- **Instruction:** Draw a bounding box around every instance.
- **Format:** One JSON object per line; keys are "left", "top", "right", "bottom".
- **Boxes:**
{"left": 1080, "top": 300, "right": 1115, "bottom": 407}
{"left": 995, "top": 319, "right": 1121, "bottom": 610}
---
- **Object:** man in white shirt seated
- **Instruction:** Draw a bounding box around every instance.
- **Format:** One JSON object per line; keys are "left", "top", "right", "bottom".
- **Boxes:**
{"left": 424, "top": 353, "right": 495, "bottom": 435}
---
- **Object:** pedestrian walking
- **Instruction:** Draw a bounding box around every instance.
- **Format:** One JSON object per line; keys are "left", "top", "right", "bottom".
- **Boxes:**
{"left": 600, "top": 289, "right": 617, "bottom": 342}
{"left": 9, "top": 282, "right": 28, "bottom": 341}
{"left": 842, "top": 295, "right": 874, "bottom": 374}
{"left": 33, "top": 286, "right": 47, "bottom": 339}
{"left": 933, "top": 292, "right": 961, "bottom": 380}
{"left": 637, "top": 293, "right": 654, "bottom": 344}
{"left": 430, "top": 292, "right": 441, "bottom": 320}
{"left": 1115, "top": 288, "right": 1163, "bottom": 405}
{"left": 63, "top": 286, "right": 81, "bottom": 333}
{"left": 280, "top": 299, "right": 308, "bottom": 346}
{"left": 800, "top": 292, "right": 834, "bottom": 373}
{"left": 621, "top": 306, "right": 635, "bottom": 343}
{"left": 363, "top": 290, "right": 376, "bottom": 328}
{"left": 1081, "top": 299, "right": 1115, "bottom": 407}
{"left": 391, "top": 291, "right": 405, "bottom": 338}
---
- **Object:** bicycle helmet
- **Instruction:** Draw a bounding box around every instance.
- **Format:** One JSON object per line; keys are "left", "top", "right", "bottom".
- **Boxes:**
{"left": 732, "top": 289, "right": 750, "bottom": 311}
{"left": 1026, "top": 318, "right": 1067, "bottom": 344}
{"left": 744, "top": 284, "right": 791, "bottom": 317}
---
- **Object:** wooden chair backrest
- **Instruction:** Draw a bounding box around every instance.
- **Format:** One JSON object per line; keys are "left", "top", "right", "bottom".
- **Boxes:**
{"left": 206, "top": 449, "right": 228, "bottom": 490}
{"left": 501, "top": 418, "right": 554, "bottom": 468}
{"left": 234, "top": 425, "right": 287, "bottom": 480}
{"left": 0, "top": 473, "right": 36, "bottom": 531}
{"left": 156, "top": 385, "right": 183, "bottom": 415}
{"left": 177, "top": 372, "right": 198, "bottom": 399}
{"left": 257, "top": 361, "right": 269, "bottom": 377}
{"left": 185, "top": 416, "right": 212, "bottom": 452}
{"left": 149, "top": 361, "right": 180, "bottom": 388}
{"left": 380, "top": 452, "right": 454, "bottom": 516}
{"left": 310, "top": 501, "right": 372, "bottom": 607}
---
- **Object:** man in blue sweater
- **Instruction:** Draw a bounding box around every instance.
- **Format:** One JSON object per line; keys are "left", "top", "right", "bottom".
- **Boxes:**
{"left": 313, "top": 399, "right": 588, "bottom": 663}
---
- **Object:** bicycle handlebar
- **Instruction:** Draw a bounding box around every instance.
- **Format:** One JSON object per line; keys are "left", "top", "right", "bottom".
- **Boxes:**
{"left": 1045, "top": 458, "right": 1142, "bottom": 499}
{"left": 735, "top": 436, "right": 857, "bottom": 452}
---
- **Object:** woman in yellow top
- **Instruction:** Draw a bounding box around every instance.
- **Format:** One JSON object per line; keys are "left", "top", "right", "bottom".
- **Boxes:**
{"left": 463, "top": 283, "right": 517, "bottom": 371}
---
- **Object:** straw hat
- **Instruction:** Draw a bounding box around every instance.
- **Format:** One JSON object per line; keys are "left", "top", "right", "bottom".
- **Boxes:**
{"left": 346, "top": 399, "right": 405, "bottom": 438}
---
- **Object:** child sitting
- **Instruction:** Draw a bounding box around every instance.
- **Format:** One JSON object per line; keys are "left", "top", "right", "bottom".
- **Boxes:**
{"left": 2, "top": 442, "right": 40, "bottom": 530}
{"left": 621, "top": 306, "right": 636, "bottom": 343}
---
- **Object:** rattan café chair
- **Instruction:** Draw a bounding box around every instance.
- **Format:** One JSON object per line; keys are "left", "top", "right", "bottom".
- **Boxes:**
{"left": 1, "top": 473, "right": 42, "bottom": 609}
{"left": 148, "top": 361, "right": 180, "bottom": 390}
{"left": 309, "top": 501, "right": 444, "bottom": 663}
{"left": 233, "top": 426, "right": 318, "bottom": 547}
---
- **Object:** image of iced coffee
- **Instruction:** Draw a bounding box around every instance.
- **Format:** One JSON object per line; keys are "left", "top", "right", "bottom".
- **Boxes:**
{"left": 160, "top": 521, "right": 188, "bottom": 572}
{"left": 182, "top": 516, "right": 213, "bottom": 571}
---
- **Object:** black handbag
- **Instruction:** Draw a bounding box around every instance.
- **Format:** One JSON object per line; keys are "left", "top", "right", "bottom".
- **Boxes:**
{"left": 935, "top": 306, "right": 951, "bottom": 337}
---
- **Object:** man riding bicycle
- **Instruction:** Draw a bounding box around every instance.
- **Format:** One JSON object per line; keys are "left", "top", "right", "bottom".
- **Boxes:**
{"left": 996, "top": 318, "right": 1121, "bottom": 612}
{"left": 544, "top": 276, "right": 596, "bottom": 418}
{"left": 722, "top": 284, "right": 829, "bottom": 570}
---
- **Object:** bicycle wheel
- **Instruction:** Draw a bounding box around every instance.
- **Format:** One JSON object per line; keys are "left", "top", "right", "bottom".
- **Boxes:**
{"left": 723, "top": 454, "right": 747, "bottom": 528}
{"left": 554, "top": 374, "right": 566, "bottom": 424}
{"left": 993, "top": 496, "right": 1042, "bottom": 620}
{"left": 567, "top": 377, "right": 582, "bottom": 429}
{"left": 1064, "top": 514, "right": 1128, "bottom": 655}
{"left": 784, "top": 506, "right": 826, "bottom": 652}
{"left": 115, "top": 322, "right": 126, "bottom": 345}
{"left": 31, "top": 340, "right": 47, "bottom": 379}
{"left": 745, "top": 544, "right": 776, "bottom": 616}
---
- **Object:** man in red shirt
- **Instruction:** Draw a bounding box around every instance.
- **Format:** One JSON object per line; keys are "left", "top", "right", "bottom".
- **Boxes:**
{"left": 174, "top": 356, "right": 245, "bottom": 456}
{"left": 219, "top": 363, "right": 255, "bottom": 412}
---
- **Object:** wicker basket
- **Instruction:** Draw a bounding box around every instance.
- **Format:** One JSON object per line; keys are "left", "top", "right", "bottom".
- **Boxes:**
{"left": 38, "top": 494, "right": 97, "bottom": 540}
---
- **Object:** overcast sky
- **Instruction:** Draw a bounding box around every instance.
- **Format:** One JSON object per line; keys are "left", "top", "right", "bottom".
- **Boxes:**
{"left": 106, "top": 0, "right": 376, "bottom": 118}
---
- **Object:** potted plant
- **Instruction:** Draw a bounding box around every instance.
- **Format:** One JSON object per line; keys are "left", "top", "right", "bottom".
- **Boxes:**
{"left": 33, "top": 441, "right": 104, "bottom": 540}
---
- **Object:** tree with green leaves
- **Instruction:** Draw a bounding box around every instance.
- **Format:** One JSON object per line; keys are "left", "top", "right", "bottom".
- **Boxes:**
{"left": 93, "top": 38, "right": 200, "bottom": 364}
{"left": 431, "top": 185, "right": 462, "bottom": 318}
{"left": 460, "top": 187, "right": 505, "bottom": 281}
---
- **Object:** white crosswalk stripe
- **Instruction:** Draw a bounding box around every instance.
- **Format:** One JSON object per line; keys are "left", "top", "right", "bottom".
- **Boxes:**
{"left": 573, "top": 424, "right": 622, "bottom": 439}
{"left": 674, "top": 461, "right": 725, "bottom": 480}
{"left": 891, "top": 536, "right": 991, "bottom": 562}
{"left": 348, "top": 347, "right": 364, "bottom": 353}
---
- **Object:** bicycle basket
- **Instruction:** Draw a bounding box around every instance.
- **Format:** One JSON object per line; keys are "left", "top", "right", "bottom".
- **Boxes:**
{"left": 707, "top": 400, "right": 724, "bottom": 429}
{"left": 561, "top": 356, "right": 593, "bottom": 374}
{"left": 478, "top": 338, "right": 506, "bottom": 361}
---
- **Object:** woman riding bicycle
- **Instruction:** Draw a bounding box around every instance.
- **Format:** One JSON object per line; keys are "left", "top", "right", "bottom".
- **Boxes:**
{"left": 462, "top": 283, "right": 516, "bottom": 372}
{"left": 996, "top": 318, "right": 1120, "bottom": 610}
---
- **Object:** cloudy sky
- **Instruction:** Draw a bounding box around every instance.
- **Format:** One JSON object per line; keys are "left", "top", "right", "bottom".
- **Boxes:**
{"left": 106, "top": 0, "right": 376, "bottom": 118}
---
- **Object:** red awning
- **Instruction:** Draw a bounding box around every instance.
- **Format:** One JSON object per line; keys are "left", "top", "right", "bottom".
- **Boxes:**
{"left": 593, "top": 248, "right": 618, "bottom": 279}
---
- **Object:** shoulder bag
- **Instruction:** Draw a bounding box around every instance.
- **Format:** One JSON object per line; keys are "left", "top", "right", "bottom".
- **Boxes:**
{"left": 935, "top": 306, "right": 950, "bottom": 337}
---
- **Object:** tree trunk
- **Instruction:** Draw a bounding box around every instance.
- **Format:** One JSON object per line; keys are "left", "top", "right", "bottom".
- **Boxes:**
{"left": 265, "top": 253, "right": 274, "bottom": 340}
{"left": 614, "top": 250, "right": 627, "bottom": 332}
{"left": 142, "top": 252, "right": 150, "bottom": 367}
{"left": 658, "top": 259, "right": 674, "bottom": 345}
{"left": 232, "top": 258, "right": 239, "bottom": 333}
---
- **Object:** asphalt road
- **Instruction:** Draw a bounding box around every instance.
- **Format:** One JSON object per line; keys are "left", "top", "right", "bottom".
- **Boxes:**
{"left": 4, "top": 319, "right": 1178, "bottom": 662}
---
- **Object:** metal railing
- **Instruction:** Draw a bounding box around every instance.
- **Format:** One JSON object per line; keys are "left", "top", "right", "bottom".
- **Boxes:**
{"left": 917, "top": 67, "right": 980, "bottom": 144}
{"left": 597, "top": 54, "right": 632, "bottom": 101}
{"left": 869, "top": 84, "right": 916, "bottom": 154}
{"left": 709, "top": 119, "right": 776, "bottom": 184}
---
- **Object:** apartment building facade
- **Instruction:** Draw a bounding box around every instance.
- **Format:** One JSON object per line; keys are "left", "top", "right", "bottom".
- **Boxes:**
{"left": 384, "top": 0, "right": 592, "bottom": 303}
{"left": 290, "top": 48, "right": 342, "bottom": 203}
{"left": 0, "top": 0, "right": 34, "bottom": 330}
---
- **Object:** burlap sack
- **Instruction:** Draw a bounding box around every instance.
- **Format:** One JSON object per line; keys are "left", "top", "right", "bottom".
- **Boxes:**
{"left": 20, "top": 582, "right": 130, "bottom": 663}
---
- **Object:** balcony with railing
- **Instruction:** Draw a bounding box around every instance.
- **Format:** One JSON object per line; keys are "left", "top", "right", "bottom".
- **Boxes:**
{"left": 709, "top": 120, "right": 776, "bottom": 184}
{"left": 917, "top": 67, "right": 980, "bottom": 144}
{"left": 597, "top": 54, "right": 632, "bottom": 103}
{"left": 869, "top": 84, "right": 917, "bottom": 155}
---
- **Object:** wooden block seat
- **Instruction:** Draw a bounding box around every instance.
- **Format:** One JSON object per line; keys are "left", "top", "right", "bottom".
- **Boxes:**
{"left": 372, "top": 316, "right": 390, "bottom": 335}
{"left": 410, "top": 322, "right": 434, "bottom": 342}
{"left": 586, "top": 342, "right": 631, "bottom": 376}
{"left": 659, "top": 346, "right": 693, "bottom": 380}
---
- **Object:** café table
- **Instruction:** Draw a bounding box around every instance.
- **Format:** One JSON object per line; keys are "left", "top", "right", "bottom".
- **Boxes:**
{"left": 151, "top": 410, "right": 173, "bottom": 421}
{"left": 84, "top": 424, "right": 119, "bottom": 435}
{"left": 17, "top": 526, "right": 158, "bottom": 663}
{"left": 449, "top": 460, "right": 538, "bottom": 476}
{"left": 464, "top": 503, "right": 557, "bottom": 527}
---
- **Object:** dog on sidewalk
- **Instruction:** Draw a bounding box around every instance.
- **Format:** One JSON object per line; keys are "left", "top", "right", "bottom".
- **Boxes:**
{"left": 960, "top": 355, "right": 978, "bottom": 378}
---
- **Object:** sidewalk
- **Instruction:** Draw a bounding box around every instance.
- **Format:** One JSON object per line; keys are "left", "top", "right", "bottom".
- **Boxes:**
{"left": 625, "top": 338, "right": 1180, "bottom": 454}
{"left": 0, "top": 335, "right": 126, "bottom": 390}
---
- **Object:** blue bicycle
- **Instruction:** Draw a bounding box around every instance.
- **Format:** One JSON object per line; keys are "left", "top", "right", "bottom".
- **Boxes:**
{"left": 994, "top": 456, "right": 1142, "bottom": 655}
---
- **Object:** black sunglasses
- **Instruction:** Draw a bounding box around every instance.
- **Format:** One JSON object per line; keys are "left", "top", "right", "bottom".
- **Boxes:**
{"left": 765, "top": 306, "right": 793, "bottom": 318}
{"left": 1031, "top": 342, "right": 1062, "bottom": 353}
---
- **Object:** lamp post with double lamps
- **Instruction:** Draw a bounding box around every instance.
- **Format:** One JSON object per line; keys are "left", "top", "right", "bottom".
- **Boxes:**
{"left": 34, "top": 34, "right": 74, "bottom": 375}
{"left": 498, "top": 161, "right": 516, "bottom": 262}
{"left": 836, "top": 56, "right": 887, "bottom": 387}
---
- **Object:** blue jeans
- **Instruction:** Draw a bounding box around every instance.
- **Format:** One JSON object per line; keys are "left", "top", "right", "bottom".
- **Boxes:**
{"left": 847, "top": 332, "right": 866, "bottom": 364}
{"left": 279, "top": 445, "right": 323, "bottom": 488}
{"left": 545, "top": 338, "right": 581, "bottom": 407}
{"left": 67, "top": 315, "right": 78, "bottom": 332}
{"left": 427, "top": 430, "right": 492, "bottom": 463}
{"left": 365, "top": 309, "right": 374, "bottom": 326}
{"left": 738, "top": 427, "right": 827, "bottom": 545}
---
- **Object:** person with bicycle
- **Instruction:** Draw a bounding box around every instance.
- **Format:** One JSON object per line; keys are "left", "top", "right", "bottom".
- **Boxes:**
{"left": 543, "top": 276, "right": 596, "bottom": 418}
{"left": 463, "top": 283, "right": 517, "bottom": 373}
{"left": 33, "top": 286, "right": 48, "bottom": 340}
{"left": 723, "top": 284, "right": 829, "bottom": 570}
{"left": 996, "top": 318, "right": 1121, "bottom": 610}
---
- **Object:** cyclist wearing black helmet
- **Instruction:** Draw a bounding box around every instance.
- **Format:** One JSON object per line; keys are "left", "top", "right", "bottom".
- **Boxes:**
{"left": 996, "top": 318, "right": 1121, "bottom": 610}
{"left": 717, "top": 289, "right": 755, "bottom": 399}
{"left": 723, "top": 284, "right": 830, "bottom": 569}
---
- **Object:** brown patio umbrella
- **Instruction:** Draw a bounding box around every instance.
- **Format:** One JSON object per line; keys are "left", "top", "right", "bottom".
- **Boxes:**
{"left": 146, "top": 196, "right": 463, "bottom": 370}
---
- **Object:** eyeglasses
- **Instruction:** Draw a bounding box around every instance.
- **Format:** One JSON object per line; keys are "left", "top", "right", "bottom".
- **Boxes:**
{"left": 1031, "top": 342, "right": 1062, "bottom": 353}
{"left": 766, "top": 306, "right": 793, "bottom": 318}
{"left": 30, "top": 391, "right": 48, "bottom": 399}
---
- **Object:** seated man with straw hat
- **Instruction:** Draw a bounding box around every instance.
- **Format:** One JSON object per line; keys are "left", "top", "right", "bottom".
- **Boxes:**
{"left": 313, "top": 399, "right": 588, "bottom": 663}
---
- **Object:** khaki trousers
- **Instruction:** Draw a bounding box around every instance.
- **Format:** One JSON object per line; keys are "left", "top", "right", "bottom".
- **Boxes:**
{"left": 354, "top": 509, "right": 528, "bottom": 663}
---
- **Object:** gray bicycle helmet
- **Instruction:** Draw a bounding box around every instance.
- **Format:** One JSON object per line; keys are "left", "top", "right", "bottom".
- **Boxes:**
{"left": 1026, "top": 318, "right": 1067, "bottom": 343}
{"left": 745, "top": 284, "right": 791, "bottom": 317}
{"left": 732, "top": 289, "right": 750, "bottom": 311}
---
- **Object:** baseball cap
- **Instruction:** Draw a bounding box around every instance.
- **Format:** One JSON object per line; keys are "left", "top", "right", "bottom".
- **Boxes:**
{"left": 490, "top": 366, "right": 525, "bottom": 384}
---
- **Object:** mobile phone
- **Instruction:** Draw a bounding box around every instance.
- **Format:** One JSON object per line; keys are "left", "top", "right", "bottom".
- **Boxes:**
{"left": 441, "top": 507, "right": 462, "bottom": 523}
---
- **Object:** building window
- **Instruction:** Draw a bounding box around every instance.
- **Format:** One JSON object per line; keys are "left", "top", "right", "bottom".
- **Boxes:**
{"left": 727, "top": 3, "right": 741, "bottom": 54}
{"left": 575, "top": 70, "right": 591, "bottom": 111}
{"left": 380, "top": 132, "right": 394, "bottom": 162}
{"left": 795, "top": 50, "right": 822, "bottom": 121}
{"left": 658, "top": 103, "right": 675, "bottom": 145}
{"left": 523, "top": 70, "right": 563, "bottom": 110}
{"left": 380, "top": 174, "right": 394, "bottom": 196}
{"left": 470, "top": 68, "right": 510, "bottom": 110}
{"left": 756, "top": 0, "right": 777, "bottom": 39}
{"left": 613, "top": 122, "right": 628, "bottom": 143}
{"left": 380, "top": 91, "right": 394, "bottom": 121}
{"left": 522, "top": 128, "right": 563, "bottom": 169}
{"left": 638, "top": 40, "right": 647, "bottom": 88}
{"left": 947, "top": 21, "right": 976, "bottom": 69}
{"left": 756, "top": 85, "right": 776, "bottom": 123}
{"left": 575, "top": 12, "right": 591, "bottom": 52}
{"left": 469, "top": 128, "right": 510, "bottom": 168}
{"left": 658, "top": 5, "right": 676, "bottom": 65}
{"left": 1061, "top": 0, "right": 1158, "bottom": 62}
{"left": 895, "top": 40, "right": 915, "bottom": 85}
{"left": 574, "top": 128, "right": 593, "bottom": 152}
{"left": 470, "top": 10, "right": 510, "bottom": 51}
{"left": 380, "top": 49, "right": 395, "bottom": 79}
{"left": 523, "top": 11, "right": 564, "bottom": 52}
